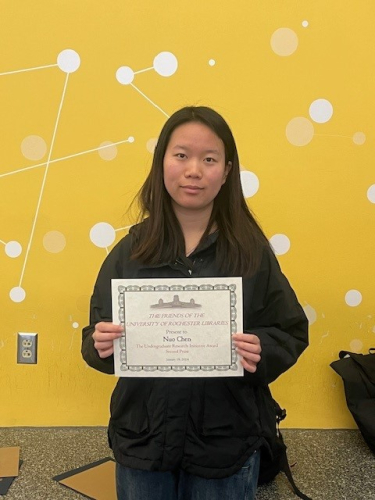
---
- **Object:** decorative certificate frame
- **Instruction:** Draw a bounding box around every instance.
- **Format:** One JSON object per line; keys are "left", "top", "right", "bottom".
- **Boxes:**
{"left": 111, "top": 277, "right": 243, "bottom": 377}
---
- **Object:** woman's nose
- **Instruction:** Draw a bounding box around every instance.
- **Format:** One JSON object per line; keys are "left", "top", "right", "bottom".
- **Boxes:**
{"left": 184, "top": 159, "right": 202, "bottom": 177}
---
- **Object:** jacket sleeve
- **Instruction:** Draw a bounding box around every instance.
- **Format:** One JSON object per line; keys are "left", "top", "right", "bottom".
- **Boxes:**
{"left": 81, "top": 239, "right": 129, "bottom": 375}
{"left": 243, "top": 245, "right": 309, "bottom": 385}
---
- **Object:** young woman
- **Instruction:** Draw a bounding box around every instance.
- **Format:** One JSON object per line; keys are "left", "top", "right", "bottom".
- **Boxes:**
{"left": 81, "top": 106, "right": 308, "bottom": 500}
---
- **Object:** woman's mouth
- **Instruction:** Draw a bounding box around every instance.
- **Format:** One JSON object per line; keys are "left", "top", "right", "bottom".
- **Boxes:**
{"left": 181, "top": 185, "right": 203, "bottom": 191}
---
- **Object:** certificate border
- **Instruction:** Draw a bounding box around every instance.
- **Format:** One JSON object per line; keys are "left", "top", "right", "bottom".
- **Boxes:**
{"left": 115, "top": 283, "right": 239, "bottom": 374}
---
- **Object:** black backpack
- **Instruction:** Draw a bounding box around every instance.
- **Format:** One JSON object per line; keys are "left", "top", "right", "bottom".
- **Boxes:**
{"left": 330, "top": 348, "right": 375, "bottom": 454}
{"left": 258, "top": 394, "right": 312, "bottom": 500}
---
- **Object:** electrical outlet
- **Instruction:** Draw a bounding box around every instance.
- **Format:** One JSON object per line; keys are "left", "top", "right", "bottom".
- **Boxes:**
{"left": 17, "top": 333, "right": 38, "bottom": 364}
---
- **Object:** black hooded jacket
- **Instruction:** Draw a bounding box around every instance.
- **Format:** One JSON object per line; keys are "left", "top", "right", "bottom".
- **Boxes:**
{"left": 81, "top": 228, "right": 308, "bottom": 479}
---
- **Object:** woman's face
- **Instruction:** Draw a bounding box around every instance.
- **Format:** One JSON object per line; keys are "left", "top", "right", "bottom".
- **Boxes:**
{"left": 163, "top": 121, "right": 230, "bottom": 217}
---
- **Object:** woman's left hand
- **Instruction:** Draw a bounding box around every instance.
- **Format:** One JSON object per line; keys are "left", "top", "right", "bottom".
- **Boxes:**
{"left": 232, "top": 333, "right": 262, "bottom": 373}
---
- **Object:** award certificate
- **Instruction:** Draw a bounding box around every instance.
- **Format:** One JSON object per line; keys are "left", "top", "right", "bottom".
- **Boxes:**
{"left": 111, "top": 277, "right": 243, "bottom": 377}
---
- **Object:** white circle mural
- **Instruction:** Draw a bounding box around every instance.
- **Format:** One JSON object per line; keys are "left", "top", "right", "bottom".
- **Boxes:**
{"left": 43, "top": 231, "right": 66, "bottom": 253}
{"left": 271, "top": 28, "right": 298, "bottom": 56}
{"left": 116, "top": 66, "right": 135, "bottom": 85}
{"left": 90, "top": 222, "right": 116, "bottom": 248}
{"left": 240, "top": 171, "right": 259, "bottom": 198}
{"left": 153, "top": 52, "right": 178, "bottom": 77}
{"left": 286, "top": 117, "right": 314, "bottom": 146}
{"left": 345, "top": 289, "right": 362, "bottom": 307}
{"left": 367, "top": 184, "right": 375, "bottom": 203}
{"left": 10, "top": 286, "right": 26, "bottom": 303}
{"left": 269, "top": 234, "right": 291, "bottom": 255}
{"left": 57, "top": 49, "right": 81, "bottom": 73}
{"left": 5, "top": 241, "right": 22, "bottom": 258}
{"left": 352, "top": 132, "right": 366, "bottom": 145}
{"left": 147, "top": 138, "right": 158, "bottom": 153}
{"left": 21, "top": 135, "right": 47, "bottom": 160}
{"left": 309, "top": 99, "right": 333, "bottom": 123}
{"left": 350, "top": 339, "right": 363, "bottom": 352}
{"left": 98, "top": 141, "right": 118, "bottom": 161}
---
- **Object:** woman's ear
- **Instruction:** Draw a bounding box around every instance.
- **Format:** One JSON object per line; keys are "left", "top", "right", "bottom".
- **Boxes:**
{"left": 223, "top": 161, "right": 232, "bottom": 183}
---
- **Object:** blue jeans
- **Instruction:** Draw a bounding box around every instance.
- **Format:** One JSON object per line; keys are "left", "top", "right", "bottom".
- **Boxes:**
{"left": 116, "top": 451, "right": 260, "bottom": 500}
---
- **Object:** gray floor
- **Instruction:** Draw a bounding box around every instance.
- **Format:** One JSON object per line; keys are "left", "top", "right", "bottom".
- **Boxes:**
{"left": 0, "top": 428, "right": 374, "bottom": 499}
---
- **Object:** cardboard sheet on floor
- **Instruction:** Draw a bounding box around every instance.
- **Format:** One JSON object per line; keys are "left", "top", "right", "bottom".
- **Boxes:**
{"left": 53, "top": 457, "right": 116, "bottom": 500}
{"left": 0, "top": 461, "right": 22, "bottom": 496}
{"left": 0, "top": 446, "right": 20, "bottom": 477}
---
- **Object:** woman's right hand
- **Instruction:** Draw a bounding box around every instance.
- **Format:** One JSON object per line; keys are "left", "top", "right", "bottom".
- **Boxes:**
{"left": 92, "top": 322, "right": 123, "bottom": 358}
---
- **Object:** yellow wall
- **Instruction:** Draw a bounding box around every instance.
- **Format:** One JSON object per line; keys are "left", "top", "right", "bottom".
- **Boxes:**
{"left": 1, "top": 1, "right": 374, "bottom": 427}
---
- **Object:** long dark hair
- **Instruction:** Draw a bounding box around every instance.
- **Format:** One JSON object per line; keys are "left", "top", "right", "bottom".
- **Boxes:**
{"left": 131, "top": 106, "right": 269, "bottom": 276}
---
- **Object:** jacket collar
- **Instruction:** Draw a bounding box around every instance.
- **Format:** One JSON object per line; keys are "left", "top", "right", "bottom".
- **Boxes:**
{"left": 135, "top": 230, "right": 218, "bottom": 270}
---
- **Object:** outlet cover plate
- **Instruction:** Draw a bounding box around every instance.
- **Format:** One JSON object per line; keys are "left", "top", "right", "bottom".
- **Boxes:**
{"left": 17, "top": 333, "right": 38, "bottom": 364}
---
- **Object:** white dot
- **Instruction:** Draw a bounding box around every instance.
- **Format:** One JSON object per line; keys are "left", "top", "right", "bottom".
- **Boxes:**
{"left": 286, "top": 117, "right": 314, "bottom": 146}
{"left": 270, "top": 28, "right": 298, "bottom": 56}
{"left": 302, "top": 20, "right": 309, "bottom": 27}
{"left": 72, "top": 322, "right": 79, "bottom": 329}
{"left": 90, "top": 222, "right": 116, "bottom": 248}
{"left": 57, "top": 49, "right": 80, "bottom": 73}
{"left": 208, "top": 59, "right": 216, "bottom": 66}
{"left": 153, "top": 52, "right": 178, "bottom": 77}
{"left": 309, "top": 99, "right": 333, "bottom": 124}
{"left": 43, "top": 231, "right": 66, "bottom": 253}
{"left": 116, "top": 66, "right": 135, "bottom": 85}
{"left": 270, "top": 234, "right": 291, "bottom": 255}
{"left": 21, "top": 135, "right": 47, "bottom": 160}
{"left": 128, "top": 136, "right": 135, "bottom": 143}
{"left": 303, "top": 304, "right": 317, "bottom": 325}
{"left": 353, "top": 132, "right": 366, "bottom": 145}
{"left": 5, "top": 241, "right": 22, "bottom": 258}
{"left": 98, "top": 141, "right": 118, "bottom": 161}
{"left": 367, "top": 184, "right": 375, "bottom": 203}
{"left": 10, "top": 286, "right": 26, "bottom": 302}
{"left": 146, "top": 138, "right": 158, "bottom": 153}
{"left": 345, "top": 290, "right": 362, "bottom": 307}
{"left": 240, "top": 171, "right": 259, "bottom": 198}
{"left": 350, "top": 339, "right": 363, "bottom": 352}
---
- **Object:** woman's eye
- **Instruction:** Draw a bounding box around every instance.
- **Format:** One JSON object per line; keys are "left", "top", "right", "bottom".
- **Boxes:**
{"left": 205, "top": 157, "right": 216, "bottom": 163}
{"left": 175, "top": 153, "right": 186, "bottom": 159}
